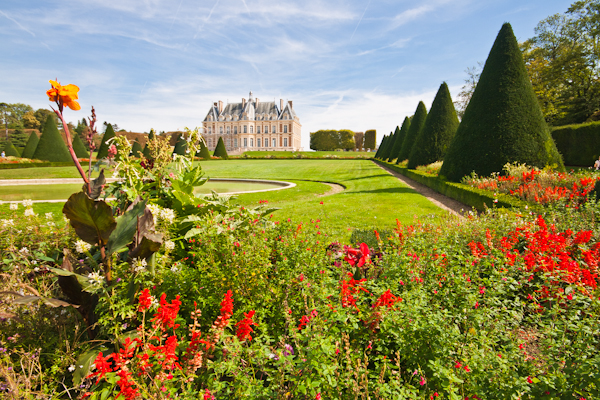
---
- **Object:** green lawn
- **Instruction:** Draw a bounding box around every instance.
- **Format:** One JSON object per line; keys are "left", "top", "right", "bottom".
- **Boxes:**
{"left": 0, "top": 160, "right": 453, "bottom": 240}
{"left": 238, "top": 150, "right": 374, "bottom": 158}
{"left": 0, "top": 166, "right": 107, "bottom": 180}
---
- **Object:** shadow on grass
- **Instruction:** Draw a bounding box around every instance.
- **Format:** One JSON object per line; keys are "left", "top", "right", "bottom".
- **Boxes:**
{"left": 341, "top": 174, "right": 392, "bottom": 181}
{"left": 344, "top": 187, "right": 419, "bottom": 195}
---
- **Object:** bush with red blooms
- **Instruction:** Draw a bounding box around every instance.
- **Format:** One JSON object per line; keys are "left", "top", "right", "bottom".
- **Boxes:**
{"left": 462, "top": 163, "right": 600, "bottom": 206}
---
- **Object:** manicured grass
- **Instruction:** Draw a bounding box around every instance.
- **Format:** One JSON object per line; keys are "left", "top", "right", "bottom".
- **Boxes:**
{"left": 0, "top": 159, "right": 453, "bottom": 241}
{"left": 199, "top": 159, "right": 450, "bottom": 238}
{"left": 0, "top": 166, "right": 107, "bottom": 179}
{"left": 239, "top": 150, "right": 374, "bottom": 158}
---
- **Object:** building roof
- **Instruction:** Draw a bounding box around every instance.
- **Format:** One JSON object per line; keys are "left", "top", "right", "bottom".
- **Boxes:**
{"left": 203, "top": 92, "right": 297, "bottom": 122}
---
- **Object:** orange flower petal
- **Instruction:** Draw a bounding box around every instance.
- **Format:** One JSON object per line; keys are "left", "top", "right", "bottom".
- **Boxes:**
{"left": 64, "top": 99, "right": 81, "bottom": 111}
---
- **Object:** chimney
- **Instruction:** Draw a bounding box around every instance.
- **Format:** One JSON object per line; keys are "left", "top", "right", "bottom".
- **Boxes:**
{"left": 242, "top": 98, "right": 246, "bottom": 108}
{"left": 289, "top": 100, "right": 293, "bottom": 109}
{"left": 218, "top": 100, "right": 223, "bottom": 114}
{"left": 255, "top": 98, "right": 259, "bottom": 107}
{"left": 214, "top": 102, "right": 218, "bottom": 109}
{"left": 280, "top": 99, "right": 284, "bottom": 111}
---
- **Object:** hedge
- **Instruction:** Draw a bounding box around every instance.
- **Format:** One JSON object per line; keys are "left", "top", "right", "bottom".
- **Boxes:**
{"left": 552, "top": 121, "right": 600, "bottom": 166}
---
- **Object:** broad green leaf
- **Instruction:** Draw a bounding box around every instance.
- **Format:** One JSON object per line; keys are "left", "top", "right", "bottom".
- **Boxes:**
{"left": 73, "top": 347, "right": 109, "bottom": 385}
{"left": 62, "top": 192, "right": 116, "bottom": 245}
{"left": 106, "top": 198, "right": 147, "bottom": 255}
{"left": 171, "top": 179, "right": 194, "bottom": 196}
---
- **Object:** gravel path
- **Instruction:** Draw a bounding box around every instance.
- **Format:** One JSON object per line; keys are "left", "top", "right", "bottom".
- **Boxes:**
{"left": 375, "top": 163, "right": 468, "bottom": 217}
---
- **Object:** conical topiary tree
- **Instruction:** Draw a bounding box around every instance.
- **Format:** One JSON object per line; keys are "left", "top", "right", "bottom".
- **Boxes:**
{"left": 407, "top": 83, "right": 459, "bottom": 169}
{"left": 374, "top": 134, "right": 388, "bottom": 159}
{"left": 398, "top": 102, "right": 427, "bottom": 162}
{"left": 172, "top": 135, "right": 188, "bottom": 156}
{"left": 3, "top": 140, "right": 20, "bottom": 157}
{"left": 142, "top": 129, "right": 156, "bottom": 160}
{"left": 72, "top": 133, "right": 90, "bottom": 159}
{"left": 21, "top": 131, "right": 40, "bottom": 159}
{"left": 96, "top": 124, "right": 116, "bottom": 159}
{"left": 196, "top": 139, "right": 212, "bottom": 159}
{"left": 379, "top": 131, "right": 395, "bottom": 160}
{"left": 131, "top": 139, "right": 143, "bottom": 158}
{"left": 393, "top": 117, "right": 411, "bottom": 164}
{"left": 32, "top": 116, "right": 72, "bottom": 162}
{"left": 386, "top": 126, "right": 403, "bottom": 162}
{"left": 213, "top": 137, "right": 229, "bottom": 159}
{"left": 440, "top": 23, "right": 564, "bottom": 182}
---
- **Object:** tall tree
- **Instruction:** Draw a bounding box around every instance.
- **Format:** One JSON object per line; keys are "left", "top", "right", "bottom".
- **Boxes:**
{"left": 398, "top": 102, "right": 427, "bottom": 162}
{"left": 32, "top": 116, "right": 72, "bottom": 162}
{"left": 21, "top": 131, "right": 40, "bottom": 159}
{"left": 393, "top": 118, "right": 411, "bottom": 164}
{"left": 408, "top": 83, "right": 459, "bottom": 169}
{"left": 386, "top": 126, "right": 403, "bottom": 162}
{"left": 213, "top": 136, "right": 229, "bottom": 159}
{"left": 338, "top": 129, "right": 355, "bottom": 150}
{"left": 440, "top": 23, "right": 564, "bottom": 182}
{"left": 354, "top": 132, "right": 364, "bottom": 150}
{"left": 364, "top": 130, "right": 376, "bottom": 150}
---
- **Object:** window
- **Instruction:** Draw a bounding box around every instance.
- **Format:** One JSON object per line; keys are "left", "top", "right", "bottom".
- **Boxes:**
{"left": 220, "top": 127, "right": 223, "bottom": 134}
{"left": 226, "top": 126, "right": 230, "bottom": 134}
{"left": 250, "top": 138, "right": 254, "bottom": 147}
{"left": 284, "top": 138, "right": 288, "bottom": 147}
{"left": 272, "top": 138, "right": 276, "bottom": 147}
{"left": 234, "top": 138, "right": 238, "bottom": 147}
{"left": 250, "top": 126, "right": 254, "bottom": 134}
{"left": 243, "top": 125, "right": 247, "bottom": 133}
{"left": 257, "top": 126, "right": 260, "bottom": 134}
{"left": 243, "top": 138, "right": 247, "bottom": 147}
{"left": 284, "top": 125, "right": 288, "bottom": 133}
{"left": 234, "top": 126, "right": 238, "bottom": 134}
{"left": 207, "top": 127, "right": 212, "bottom": 134}
{"left": 257, "top": 139, "right": 261, "bottom": 147}
{"left": 272, "top": 125, "right": 276, "bottom": 133}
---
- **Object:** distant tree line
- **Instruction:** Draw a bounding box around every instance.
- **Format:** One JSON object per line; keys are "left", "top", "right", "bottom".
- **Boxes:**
{"left": 310, "top": 129, "right": 376, "bottom": 151}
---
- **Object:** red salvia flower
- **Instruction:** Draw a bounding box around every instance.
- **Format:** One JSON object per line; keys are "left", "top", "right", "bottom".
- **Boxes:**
{"left": 235, "top": 310, "right": 258, "bottom": 341}
{"left": 87, "top": 352, "right": 113, "bottom": 384}
{"left": 151, "top": 293, "right": 181, "bottom": 330}
{"left": 138, "top": 288, "right": 152, "bottom": 312}
{"left": 373, "top": 289, "right": 402, "bottom": 309}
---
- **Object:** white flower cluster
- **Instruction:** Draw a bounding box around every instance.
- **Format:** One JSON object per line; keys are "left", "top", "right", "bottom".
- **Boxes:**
{"left": 146, "top": 204, "right": 176, "bottom": 224}
{"left": 133, "top": 258, "right": 147, "bottom": 273}
{"left": 45, "top": 212, "right": 53, "bottom": 220}
{"left": 1, "top": 219, "right": 15, "bottom": 228}
{"left": 87, "top": 271, "right": 104, "bottom": 286}
{"left": 24, "top": 208, "right": 36, "bottom": 217}
{"left": 75, "top": 240, "right": 92, "bottom": 254}
{"left": 164, "top": 240, "right": 175, "bottom": 251}
{"left": 22, "top": 199, "right": 33, "bottom": 207}
{"left": 9, "top": 203, "right": 18, "bottom": 210}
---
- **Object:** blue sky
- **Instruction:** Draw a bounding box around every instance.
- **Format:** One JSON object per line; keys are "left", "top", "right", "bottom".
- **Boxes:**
{"left": 1, "top": 0, "right": 572, "bottom": 149}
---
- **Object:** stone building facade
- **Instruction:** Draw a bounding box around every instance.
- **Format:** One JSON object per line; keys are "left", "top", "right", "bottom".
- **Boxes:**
{"left": 202, "top": 92, "right": 302, "bottom": 153}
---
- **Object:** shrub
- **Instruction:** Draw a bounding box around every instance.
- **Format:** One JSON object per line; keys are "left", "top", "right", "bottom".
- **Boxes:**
{"left": 96, "top": 124, "right": 116, "bottom": 159}
{"left": 398, "top": 101, "right": 427, "bottom": 162}
{"left": 374, "top": 134, "right": 389, "bottom": 159}
{"left": 72, "top": 133, "right": 90, "bottom": 158}
{"left": 3, "top": 140, "right": 20, "bottom": 157}
{"left": 391, "top": 117, "right": 410, "bottom": 163}
{"left": 172, "top": 134, "right": 188, "bottom": 156}
{"left": 31, "top": 115, "right": 72, "bottom": 162}
{"left": 20, "top": 131, "right": 39, "bottom": 159}
{"left": 440, "top": 23, "right": 564, "bottom": 182}
{"left": 551, "top": 121, "right": 600, "bottom": 166}
{"left": 130, "top": 139, "right": 143, "bottom": 158}
{"left": 384, "top": 126, "right": 401, "bottom": 162}
{"left": 364, "top": 129, "right": 376, "bottom": 150}
{"left": 213, "top": 136, "right": 229, "bottom": 159}
{"left": 408, "top": 82, "right": 459, "bottom": 169}
{"left": 196, "top": 139, "right": 212, "bottom": 159}
{"left": 142, "top": 129, "right": 156, "bottom": 160}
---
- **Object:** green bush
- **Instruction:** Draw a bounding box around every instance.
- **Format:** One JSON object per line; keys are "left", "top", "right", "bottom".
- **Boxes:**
{"left": 142, "top": 129, "right": 156, "bottom": 160}
{"left": 440, "top": 23, "right": 564, "bottom": 182}
{"left": 551, "top": 121, "right": 600, "bottom": 166}
{"left": 96, "top": 124, "right": 116, "bottom": 159}
{"left": 391, "top": 117, "right": 410, "bottom": 163}
{"left": 213, "top": 136, "right": 229, "bottom": 159}
{"left": 3, "top": 140, "right": 20, "bottom": 157}
{"left": 32, "top": 116, "right": 72, "bottom": 162}
{"left": 364, "top": 129, "right": 376, "bottom": 150}
{"left": 374, "top": 134, "right": 389, "bottom": 159}
{"left": 72, "top": 134, "right": 90, "bottom": 158}
{"left": 384, "top": 126, "right": 402, "bottom": 162}
{"left": 398, "top": 101, "right": 427, "bottom": 162}
{"left": 21, "top": 131, "right": 39, "bottom": 159}
{"left": 379, "top": 130, "right": 396, "bottom": 160}
{"left": 130, "top": 139, "right": 143, "bottom": 158}
{"left": 196, "top": 139, "right": 212, "bottom": 159}
{"left": 407, "top": 82, "right": 459, "bottom": 169}
{"left": 172, "top": 134, "right": 188, "bottom": 156}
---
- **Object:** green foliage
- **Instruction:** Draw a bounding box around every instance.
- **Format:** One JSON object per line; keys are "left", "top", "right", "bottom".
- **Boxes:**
{"left": 382, "top": 128, "right": 399, "bottom": 161}
{"left": 364, "top": 129, "right": 376, "bottom": 150}
{"left": 196, "top": 139, "right": 212, "bottom": 159}
{"left": 96, "top": 124, "right": 116, "bottom": 159}
{"left": 130, "top": 139, "right": 143, "bottom": 158}
{"left": 440, "top": 23, "right": 565, "bottom": 182}
{"left": 172, "top": 134, "right": 188, "bottom": 156}
{"left": 394, "top": 118, "right": 412, "bottom": 164}
{"left": 407, "top": 83, "right": 459, "bottom": 169}
{"left": 9, "top": 126, "right": 28, "bottom": 148}
{"left": 142, "top": 129, "right": 156, "bottom": 160}
{"left": 338, "top": 129, "right": 355, "bottom": 151}
{"left": 374, "top": 134, "right": 388, "bottom": 158}
{"left": 213, "top": 136, "right": 229, "bottom": 159}
{"left": 21, "top": 131, "right": 39, "bottom": 159}
{"left": 22, "top": 111, "right": 40, "bottom": 129}
{"left": 33, "top": 109, "right": 56, "bottom": 130}
{"left": 310, "top": 129, "right": 354, "bottom": 151}
{"left": 32, "top": 116, "right": 72, "bottom": 162}
{"left": 551, "top": 120, "right": 600, "bottom": 166}
{"left": 3, "top": 140, "right": 20, "bottom": 157}
{"left": 398, "top": 102, "right": 427, "bottom": 162}
{"left": 72, "top": 134, "right": 90, "bottom": 158}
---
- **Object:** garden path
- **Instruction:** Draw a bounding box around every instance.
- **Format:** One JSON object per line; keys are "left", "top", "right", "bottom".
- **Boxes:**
{"left": 375, "top": 163, "right": 468, "bottom": 217}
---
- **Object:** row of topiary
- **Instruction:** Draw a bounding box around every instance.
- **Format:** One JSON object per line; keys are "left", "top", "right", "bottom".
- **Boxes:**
{"left": 376, "top": 23, "right": 565, "bottom": 182}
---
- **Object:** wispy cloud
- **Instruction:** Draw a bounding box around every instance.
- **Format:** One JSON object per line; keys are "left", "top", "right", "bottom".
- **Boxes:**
{"left": 0, "top": 10, "right": 36, "bottom": 37}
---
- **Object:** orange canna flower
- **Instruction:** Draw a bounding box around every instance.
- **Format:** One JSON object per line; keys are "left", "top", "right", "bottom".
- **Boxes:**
{"left": 47, "top": 80, "right": 81, "bottom": 111}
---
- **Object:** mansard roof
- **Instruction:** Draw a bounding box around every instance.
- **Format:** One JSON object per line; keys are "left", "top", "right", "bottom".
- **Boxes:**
{"left": 203, "top": 92, "right": 297, "bottom": 122}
